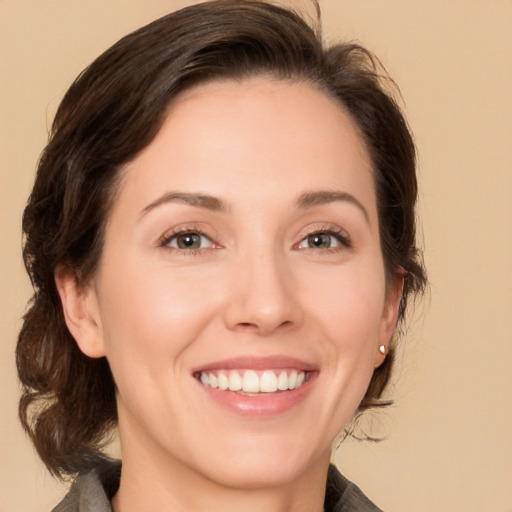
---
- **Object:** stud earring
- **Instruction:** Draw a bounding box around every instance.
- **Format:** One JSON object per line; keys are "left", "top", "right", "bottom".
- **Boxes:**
{"left": 378, "top": 345, "right": 386, "bottom": 355}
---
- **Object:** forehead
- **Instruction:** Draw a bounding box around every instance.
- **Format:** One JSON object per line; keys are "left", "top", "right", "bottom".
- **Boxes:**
{"left": 164, "top": 77, "right": 369, "bottom": 163}
{"left": 113, "top": 77, "right": 376, "bottom": 219}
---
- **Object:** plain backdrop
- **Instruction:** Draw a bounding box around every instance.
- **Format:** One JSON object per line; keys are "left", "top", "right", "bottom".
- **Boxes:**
{"left": 1, "top": 1, "right": 511, "bottom": 511}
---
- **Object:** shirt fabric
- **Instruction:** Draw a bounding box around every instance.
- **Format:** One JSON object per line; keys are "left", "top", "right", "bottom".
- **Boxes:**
{"left": 52, "top": 459, "right": 383, "bottom": 512}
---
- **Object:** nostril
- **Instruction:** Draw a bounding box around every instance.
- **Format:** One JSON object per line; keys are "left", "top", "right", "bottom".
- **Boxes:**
{"left": 236, "top": 322, "right": 259, "bottom": 331}
{"left": 234, "top": 319, "right": 295, "bottom": 335}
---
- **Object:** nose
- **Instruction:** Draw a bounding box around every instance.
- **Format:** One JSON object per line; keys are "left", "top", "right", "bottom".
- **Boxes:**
{"left": 223, "top": 248, "right": 303, "bottom": 336}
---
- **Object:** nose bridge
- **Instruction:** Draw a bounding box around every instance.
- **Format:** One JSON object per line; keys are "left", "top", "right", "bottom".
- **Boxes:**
{"left": 224, "top": 241, "right": 301, "bottom": 334}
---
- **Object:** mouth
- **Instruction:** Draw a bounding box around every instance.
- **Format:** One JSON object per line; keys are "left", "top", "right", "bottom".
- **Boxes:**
{"left": 194, "top": 369, "right": 310, "bottom": 394}
{"left": 191, "top": 356, "right": 317, "bottom": 415}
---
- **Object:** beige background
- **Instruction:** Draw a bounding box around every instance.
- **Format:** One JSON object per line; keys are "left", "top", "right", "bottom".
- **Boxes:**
{"left": 1, "top": 1, "right": 511, "bottom": 511}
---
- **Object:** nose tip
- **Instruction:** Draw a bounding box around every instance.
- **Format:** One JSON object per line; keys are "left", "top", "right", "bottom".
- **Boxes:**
{"left": 223, "top": 256, "right": 303, "bottom": 336}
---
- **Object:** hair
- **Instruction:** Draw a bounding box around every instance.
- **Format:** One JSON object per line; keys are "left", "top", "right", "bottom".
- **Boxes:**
{"left": 17, "top": 0, "right": 427, "bottom": 478}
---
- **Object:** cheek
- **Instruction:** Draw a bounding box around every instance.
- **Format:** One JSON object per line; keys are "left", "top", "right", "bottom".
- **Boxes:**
{"left": 95, "top": 264, "right": 224, "bottom": 427}
{"left": 97, "top": 263, "right": 221, "bottom": 370}
{"left": 306, "top": 260, "right": 387, "bottom": 404}
{"left": 307, "top": 261, "right": 387, "bottom": 343}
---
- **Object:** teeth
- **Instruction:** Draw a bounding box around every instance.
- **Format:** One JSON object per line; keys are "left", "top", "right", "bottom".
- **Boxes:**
{"left": 229, "top": 372, "right": 242, "bottom": 391}
{"left": 218, "top": 372, "right": 229, "bottom": 390}
{"left": 242, "top": 370, "right": 260, "bottom": 392}
{"left": 198, "top": 369, "right": 307, "bottom": 393}
{"left": 277, "top": 371, "right": 288, "bottom": 391}
{"left": 260, "top": 370, "right": 278, "bottom": 392}
{"left": 288, "top": 370, "right": 298, "bottom": 390}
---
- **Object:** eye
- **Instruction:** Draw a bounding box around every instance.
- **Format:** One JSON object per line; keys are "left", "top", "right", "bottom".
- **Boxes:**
{"left": 297, "top": 229, "right": 350, "bottom": 250}
{"left": 162, "top": 230, "right": 213, "bottom": 250}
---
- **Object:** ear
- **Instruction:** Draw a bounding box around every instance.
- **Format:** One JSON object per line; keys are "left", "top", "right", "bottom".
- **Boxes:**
{"left": 54, "top": 264, "right": 106, "bottom": 358}
{"left": 375, "top": 268, "right": 405, "bottom": 367}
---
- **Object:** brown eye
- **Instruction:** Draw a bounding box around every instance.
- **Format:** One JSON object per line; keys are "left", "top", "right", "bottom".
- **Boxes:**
{"left": 166, "top": 232, "right": 212, "bottom": 250}
{"left": 309, "top": 233, "right": 333, "bottom": 248}
{"left": 298, "top": 232, "right": 341, "bottom": 249}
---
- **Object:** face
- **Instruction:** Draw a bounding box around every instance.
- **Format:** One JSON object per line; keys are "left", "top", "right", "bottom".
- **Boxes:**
{"left": 61, "top": 78, "right": 401, "bottom": 489}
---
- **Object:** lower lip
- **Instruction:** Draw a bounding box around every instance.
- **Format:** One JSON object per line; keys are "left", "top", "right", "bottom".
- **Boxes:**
{"left": 196, "top": 373, "right": 318, "bottom": 416}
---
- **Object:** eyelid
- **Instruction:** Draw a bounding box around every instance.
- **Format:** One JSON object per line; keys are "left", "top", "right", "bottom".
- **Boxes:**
{"left": 159, "top": 224, "right": 220, "bottom": 251}
{"left": 294, "top": 225, "right": 352, "bottom": 250}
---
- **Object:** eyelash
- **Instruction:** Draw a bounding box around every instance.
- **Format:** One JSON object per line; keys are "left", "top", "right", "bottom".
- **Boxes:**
{"left": 159, "top": 226, "right": 351, "bottom": 255}
{"left": 160, "top": 226, "right": 215, "bottom": 254}
{"left": 296, "top": 227, "right": 352, "bottom": 252}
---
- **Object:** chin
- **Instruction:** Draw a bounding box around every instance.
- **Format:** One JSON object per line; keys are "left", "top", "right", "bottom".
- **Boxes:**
{"left": 207, "top": 461, "right": 306, "bottom": 490}
{"left": 196, "top": 438, "right": 328, "bottom": 490}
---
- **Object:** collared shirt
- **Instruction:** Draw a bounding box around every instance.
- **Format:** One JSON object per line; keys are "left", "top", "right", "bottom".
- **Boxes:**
{"left": 52, "top": 459, "right": 383, "bottom": 512}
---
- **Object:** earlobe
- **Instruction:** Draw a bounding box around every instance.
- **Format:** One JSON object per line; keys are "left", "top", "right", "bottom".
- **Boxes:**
{"left": 375, "top": 269, "right": 405, "bottom": 366}
{"left": 54, "top": 264, "right": 106, "bottom": 358}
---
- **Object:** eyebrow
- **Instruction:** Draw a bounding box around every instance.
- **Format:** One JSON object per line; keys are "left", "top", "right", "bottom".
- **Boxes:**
{"left": 140, "top": 189, "right": 369, "bottom": 223}
{"left": 141, "top": 191, "right": 226, "bottom": 217}
{"left": 295, "top": 190, "right": 370, "bottom": 224}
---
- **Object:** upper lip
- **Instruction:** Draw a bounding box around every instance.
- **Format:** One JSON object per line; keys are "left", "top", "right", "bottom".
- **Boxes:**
{"left": 191, "top": 355, "right": 318, "bottom": 374}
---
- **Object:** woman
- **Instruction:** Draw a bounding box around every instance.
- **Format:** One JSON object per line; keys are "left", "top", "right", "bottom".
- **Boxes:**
{"left": 17, "top": 1, "right": 426, "bottom": 510}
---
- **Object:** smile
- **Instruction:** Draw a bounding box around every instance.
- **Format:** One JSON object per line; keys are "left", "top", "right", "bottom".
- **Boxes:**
{"left": 195, "top": 369, "right": 308, "bottom": 393}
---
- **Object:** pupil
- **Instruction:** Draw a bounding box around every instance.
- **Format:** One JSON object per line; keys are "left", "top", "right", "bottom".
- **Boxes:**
{"left": 309, "top": 234, "right": 330, "bottom": 248}
{"left": 177, "top": 233, "right": 200, "bottom": 249}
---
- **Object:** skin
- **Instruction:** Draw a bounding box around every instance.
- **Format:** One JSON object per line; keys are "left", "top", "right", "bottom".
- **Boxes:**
{"left": 56, "top": 77, "right": 403, "bottom": 512}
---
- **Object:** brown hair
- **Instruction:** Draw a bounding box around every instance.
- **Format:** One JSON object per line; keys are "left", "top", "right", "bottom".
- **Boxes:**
{"left": 17, "top": 0, "right": 426, "bottom": 478}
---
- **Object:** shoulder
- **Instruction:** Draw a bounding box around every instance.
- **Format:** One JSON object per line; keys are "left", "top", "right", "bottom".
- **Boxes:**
{"left": 324, "top": 464, "right": 384, "bottom": 512}
{"left": 51, "top": 459, "right": 121, "bottom": 512}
